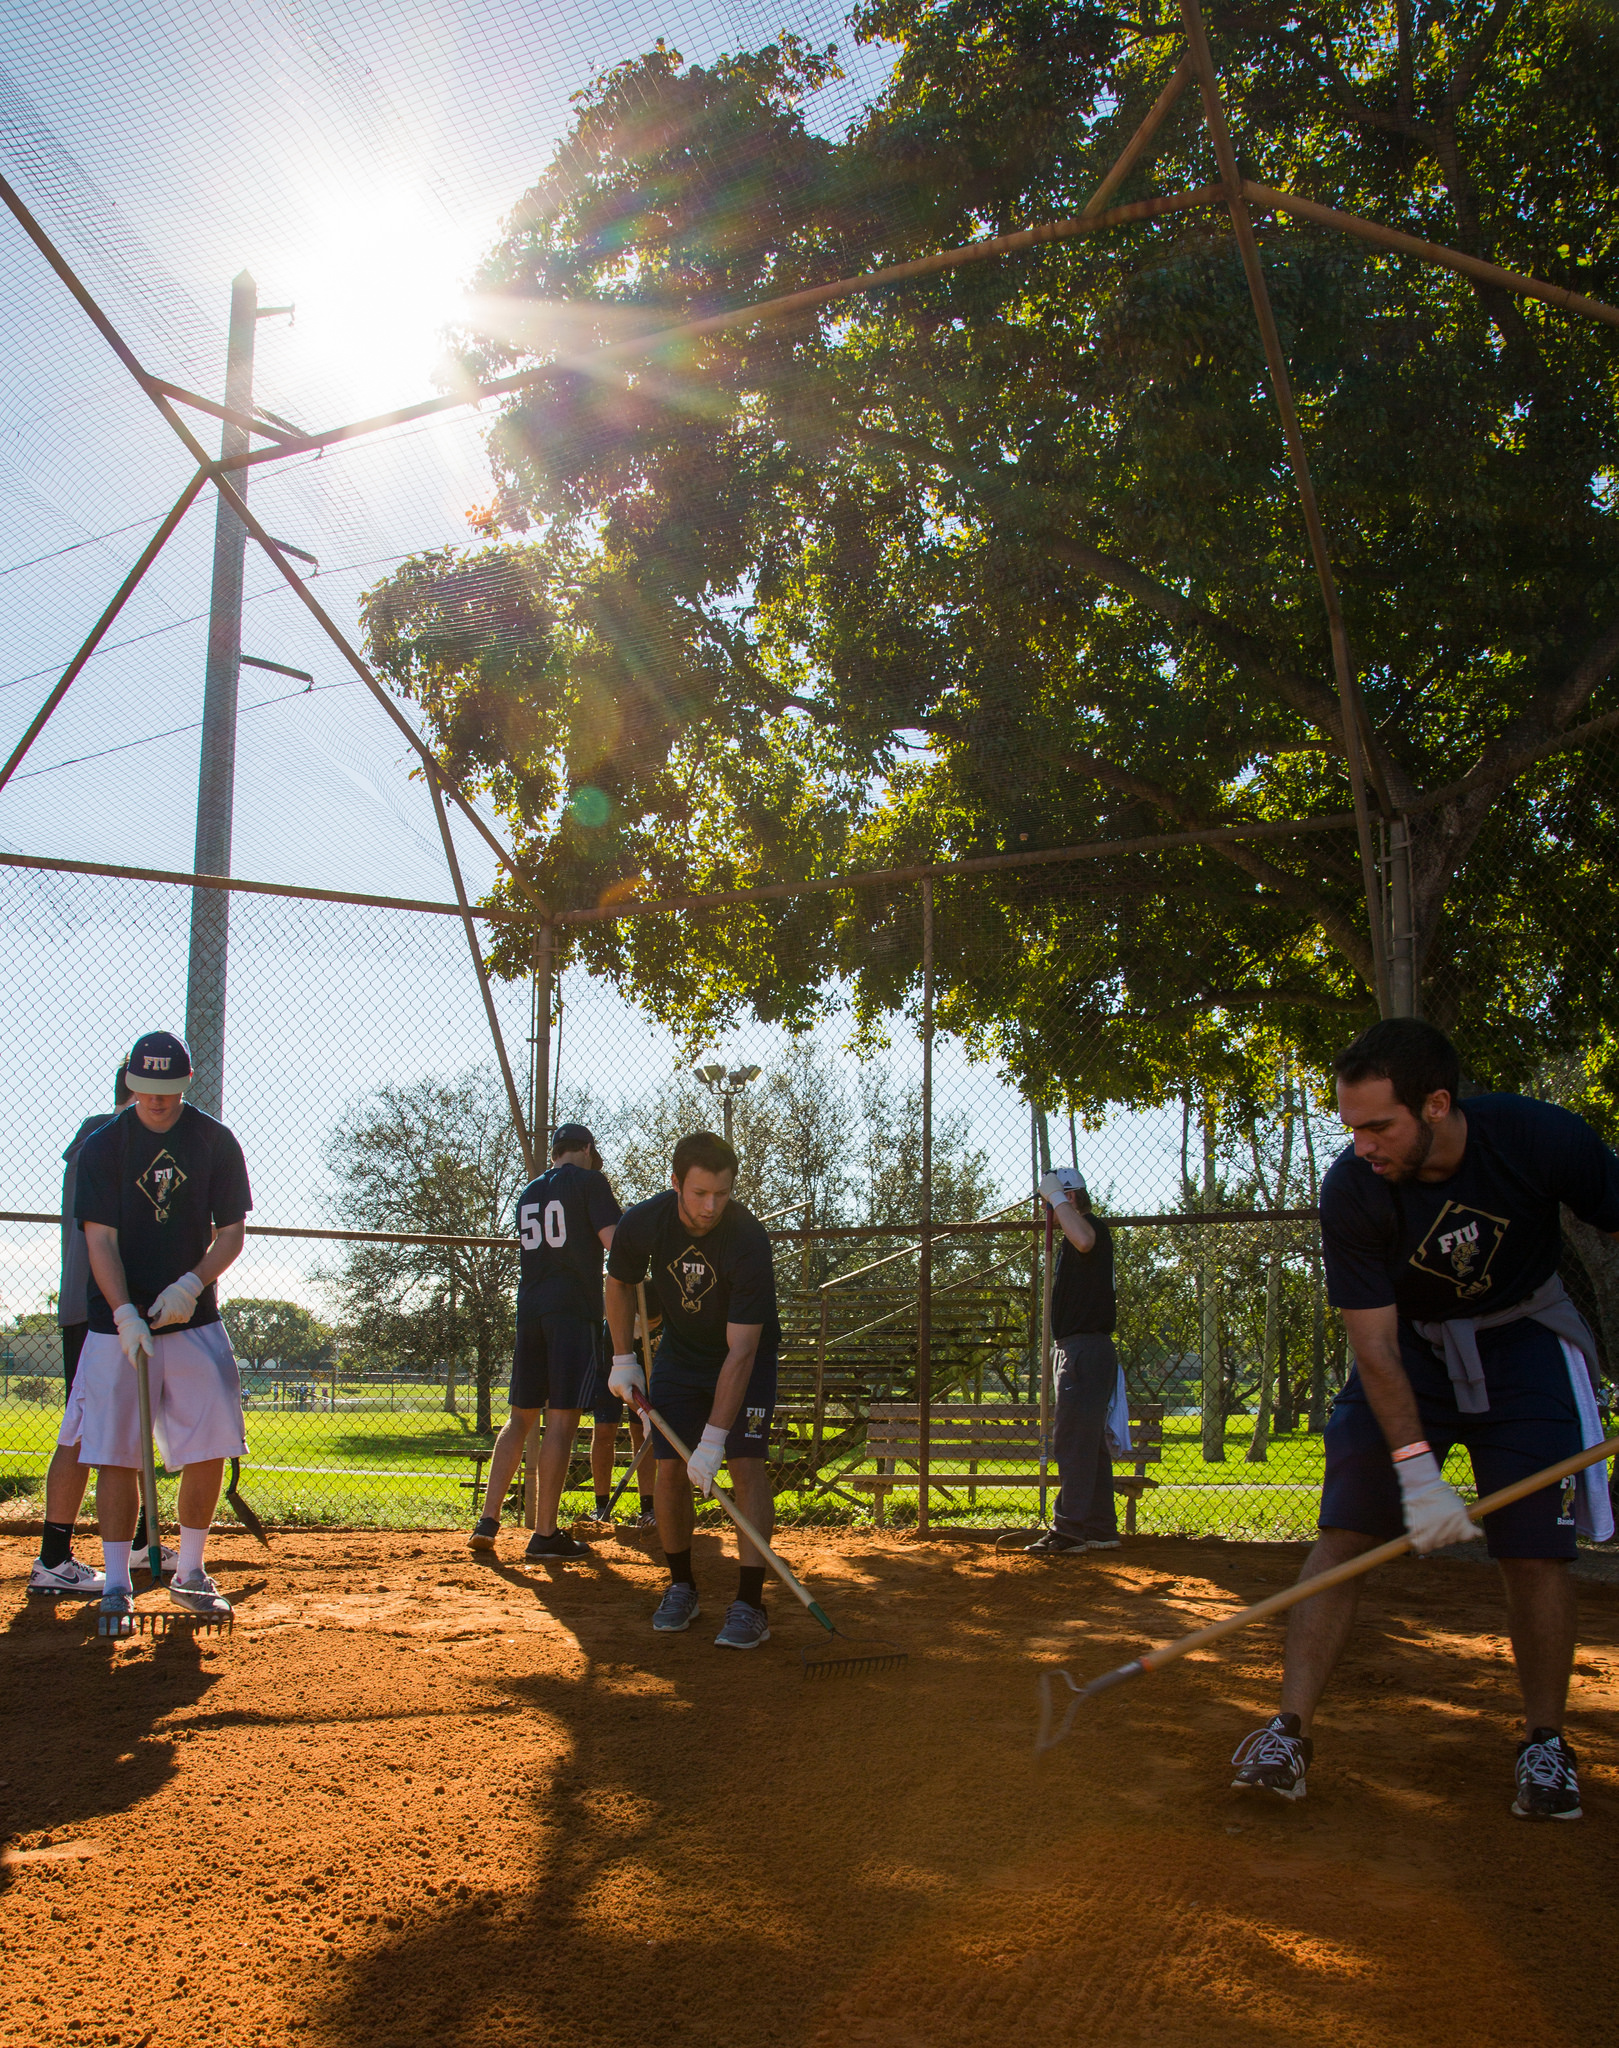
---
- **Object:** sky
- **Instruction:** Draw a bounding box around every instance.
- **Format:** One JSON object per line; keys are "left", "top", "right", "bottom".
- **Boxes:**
{"left": 0, "top": 0, "right": 1256, "bottom": 1323}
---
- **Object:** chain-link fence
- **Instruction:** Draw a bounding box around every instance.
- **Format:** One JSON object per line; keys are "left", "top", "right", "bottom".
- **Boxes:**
{"left": 6, "top": 847, "right": 1613, "bottom": 1538}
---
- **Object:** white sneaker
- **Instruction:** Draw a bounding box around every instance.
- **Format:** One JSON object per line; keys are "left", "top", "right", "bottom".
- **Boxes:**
{"left": 132, "top": 1543, "right": 179, "bottom": 1578}
{"left": 168, "top": 1569, "right": 231, "bottom": 1616}
{"left": 28, "top": 1555, "right": 106, "bottom": 1597}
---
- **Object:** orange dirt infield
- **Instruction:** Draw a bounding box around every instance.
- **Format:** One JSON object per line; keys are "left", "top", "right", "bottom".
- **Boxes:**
{"left": 3, "top": 1526, "right": 1618, "bottom": 2048}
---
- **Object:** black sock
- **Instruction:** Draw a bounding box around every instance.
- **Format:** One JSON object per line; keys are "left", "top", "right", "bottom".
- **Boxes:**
{"left": 639, "top": 1493, "right": 655, "bottom": 1514}
{"left": 737, "top": 1566, "right": 766, "bottom": 1611}
{"left": 595, "top": 1492, "right": 610, "bottom": 1517}
{"left": 131, "top": 1511, "right": 147, "bottom": 1552}
{"left": 665, "top": 1547, "right": 695, "bottom": 1587}
{"left": 41, "top": 1520, "right": 73, "bottom": 1569}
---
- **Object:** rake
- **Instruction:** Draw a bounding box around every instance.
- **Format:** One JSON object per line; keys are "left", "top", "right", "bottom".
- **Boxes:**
{"left": 1034, "top": 1432, "right": 1619, "bottom": 1752}
{"left": 97, "top": 1352, "right": 232, "bottom": 1641}
{"left": 634, "top": 1394, "right": 906, "bottom": 1678}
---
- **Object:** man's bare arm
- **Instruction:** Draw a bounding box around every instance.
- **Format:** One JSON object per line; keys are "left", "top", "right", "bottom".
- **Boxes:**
{"left": 706, "top": 1322, "right": 764, "bottom": 1434}
{"left": 85, "top": 1222, "right": 132, "bottom": 1311}
{"left": 1339, "top": 1304, "right": 1424, "bottom": 1449}
{"left": 191, "top": 1221, "right": 245, "bottom": 1289}
{"left": 604, "top": 1275, "right": 638, "bottom": 1357}
{"left": 1053, "top": 1201, "right": 1096, "bottom": 1254}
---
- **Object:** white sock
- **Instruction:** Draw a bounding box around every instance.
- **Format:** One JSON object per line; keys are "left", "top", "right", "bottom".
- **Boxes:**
{"left": 102, "top": 1541, "right": 132, "bottom": 1593}
{"left": 178, "top": 1525, "right": 208, "bottom": 1579}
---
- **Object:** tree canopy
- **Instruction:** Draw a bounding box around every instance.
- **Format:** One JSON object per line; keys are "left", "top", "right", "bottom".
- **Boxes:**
{"left": 363, "top": 0, "right": 1619, "bottom": 1120}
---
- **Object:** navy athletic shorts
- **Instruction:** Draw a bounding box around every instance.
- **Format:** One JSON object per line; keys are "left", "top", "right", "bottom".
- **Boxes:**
{"left": 647, "top": 1347, "right": 777, "bottom": 1464}
{"left": 509, "top": 1313, "right": 602, "bottom": 1412}
{"left": 1320, "top": 1316, "right": 1583, "bottom": 1559}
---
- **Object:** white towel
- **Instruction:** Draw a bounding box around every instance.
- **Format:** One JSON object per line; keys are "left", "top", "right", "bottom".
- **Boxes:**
{"left": 1559, "top": 1338, "right": 1614, "bottom": 1544}
{"left": 1105, "top": 1364, "right": 1132, "bottom": 1461}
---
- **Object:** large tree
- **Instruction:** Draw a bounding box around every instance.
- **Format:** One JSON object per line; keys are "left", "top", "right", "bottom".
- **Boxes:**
{"left": 363, "top": 2, "right": 1619, "bottom": 1120}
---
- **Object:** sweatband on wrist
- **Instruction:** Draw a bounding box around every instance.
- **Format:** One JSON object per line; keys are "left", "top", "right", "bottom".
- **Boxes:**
{"left": 1391, "top": 1440, "right": 1432, "bottom": 1464}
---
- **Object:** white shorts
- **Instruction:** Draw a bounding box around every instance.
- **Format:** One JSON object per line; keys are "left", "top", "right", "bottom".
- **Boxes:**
{"left": 58, "top": 1323, "right": 246, "bottom": 1470}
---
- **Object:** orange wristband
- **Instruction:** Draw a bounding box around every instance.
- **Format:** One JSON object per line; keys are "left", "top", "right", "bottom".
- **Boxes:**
{"left": 1391, "top": 1440, "right": 1432, "bottom": 1464}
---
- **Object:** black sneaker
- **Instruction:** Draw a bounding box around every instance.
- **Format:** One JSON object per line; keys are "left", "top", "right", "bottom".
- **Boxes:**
{"left": 1024, "top": 1530, "right": 1087, "bottom": 1554}
{"left": 524, "top": 1529, "right": 591, "bottom": 1562}
{"left": 1513, "top": 1729, "right": 1581, "bottom": 1820}
{"left": 1231, "top": 1713, "right": 1313, "bottom": 1800}
{"left": 470, "top": 1517, "right": 500, "bottom": 1554}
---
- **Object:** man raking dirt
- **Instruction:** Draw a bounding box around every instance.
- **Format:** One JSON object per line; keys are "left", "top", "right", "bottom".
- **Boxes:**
{"left": 604, "top": 1130, "right": 781, "bottom": 1650}
{"left": 1230, "top": 1019, "right": 1619, "bottom": 1820}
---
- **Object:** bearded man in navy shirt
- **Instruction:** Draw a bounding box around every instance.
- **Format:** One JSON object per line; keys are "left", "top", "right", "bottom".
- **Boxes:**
{"left": 1231, "top": 1020, "right": 1619, "bottom": 1822}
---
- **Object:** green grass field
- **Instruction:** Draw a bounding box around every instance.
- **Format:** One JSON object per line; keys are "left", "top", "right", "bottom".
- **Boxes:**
{"left": 0, "top": 1393, "right": 1483, "bottom": 1540}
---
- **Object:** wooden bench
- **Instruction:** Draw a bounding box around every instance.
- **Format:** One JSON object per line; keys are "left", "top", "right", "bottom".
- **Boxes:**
{"left": 851, "top": 1403, "right": 1165, "bottom": 1532}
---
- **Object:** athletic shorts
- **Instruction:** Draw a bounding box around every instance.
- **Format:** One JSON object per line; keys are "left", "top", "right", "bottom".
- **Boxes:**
{"left": 1320, "top": 1317, "right": 1583, "bottom": 1559}
{"left": 62, "top": 1321, "right": 88, "bottom": 1396}
{"left": 509, "top": 1313, "right": 601, "bottom": 1412}
{"left": 59, "top": 1324, "right": 246, "bottom": 1470}
{"left": 647, "top": 1348, "right": 777, "bottom": 1464}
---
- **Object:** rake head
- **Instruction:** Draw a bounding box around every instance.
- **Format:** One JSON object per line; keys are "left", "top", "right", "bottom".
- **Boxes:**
{"left": 801, "top": 1636, "right": 908, "bottom": 1679}
{"left": 96, "top": 1609, "right": 233, "bottom": 1641}
{"left": 1035, "top": 1657, "right": 1145, "bottom": 1751}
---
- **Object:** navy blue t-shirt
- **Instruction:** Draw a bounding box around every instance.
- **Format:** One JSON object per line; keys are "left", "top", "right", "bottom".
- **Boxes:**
{"left": 607, "top": 1190, "right": 780, "bottom": 1380}
{"left": 515, "top": 1162, "right": 622, "bottom": 1320}
{"left": 1321, "top": 1093, "right": 1619, "bottom": 1324}
{"left": 74, "top": 1103, "right": 252, "bottom": 1334}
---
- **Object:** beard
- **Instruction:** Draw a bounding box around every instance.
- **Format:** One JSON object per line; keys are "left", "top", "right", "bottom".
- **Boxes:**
{"left": 1380, "top": 1116, "right": 1435, "bottom": 1185}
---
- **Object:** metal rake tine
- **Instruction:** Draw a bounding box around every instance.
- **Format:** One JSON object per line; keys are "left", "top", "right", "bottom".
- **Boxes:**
{"left": 1034, "top": 1667, "right": 1084, "bottom": 1754}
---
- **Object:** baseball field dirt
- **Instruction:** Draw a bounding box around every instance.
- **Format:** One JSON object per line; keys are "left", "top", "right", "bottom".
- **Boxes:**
{"left": 2, "top": 1526, "right": 1617, "bottom": 2048}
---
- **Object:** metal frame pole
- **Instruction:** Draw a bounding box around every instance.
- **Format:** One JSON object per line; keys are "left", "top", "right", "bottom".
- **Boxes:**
{"left": 917, "top": 878, "right": 934, "bottom": 1536}
{"left": 185, "top": 271, "right": 257, "bottom": 1119}
{"left": 424, "top": 766, "right": 536, "bottom": 1179}
{"left": 1180, "top": 0, "right": 1393, "bottom": 1015}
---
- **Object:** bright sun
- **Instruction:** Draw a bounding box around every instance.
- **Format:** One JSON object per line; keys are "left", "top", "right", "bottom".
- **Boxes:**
{"left": 283, "top": 185, "right": 493, "bottom": 405}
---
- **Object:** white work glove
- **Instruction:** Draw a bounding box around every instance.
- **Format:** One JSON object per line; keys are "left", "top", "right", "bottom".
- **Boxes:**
{"left": 147, "top": 1271, "right": 203, "bottom": 1329}
{"left": 1038, "top": 1170, "right": 1077, "bottom": 1209}
{"left": 686, "top": 1423, "right": 729, "bottom": 1497}
{"left": 607, "top": 1353, "right": 646, "bottom": 1403}
{"left": 1396, "top": 1449, "right": 1482, "bottom": 1553}
{"left": 113, "top": 1301, "right": 153, "bottom": 1368}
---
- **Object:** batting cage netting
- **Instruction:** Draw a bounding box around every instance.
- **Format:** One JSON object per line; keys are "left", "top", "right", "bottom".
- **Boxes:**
{"left": 1, "top": 2, "right": 1616, "bottom": 1535}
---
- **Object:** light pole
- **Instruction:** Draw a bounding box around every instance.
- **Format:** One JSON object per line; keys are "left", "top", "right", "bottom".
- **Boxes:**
{"left": 696, "top": 1062, "right": 760, "bottom": 1150}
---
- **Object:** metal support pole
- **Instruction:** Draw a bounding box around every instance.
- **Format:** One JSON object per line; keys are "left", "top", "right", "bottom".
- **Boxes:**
{"left": 1179, "top": 0, "right": 1393, "bottom": 1015}
{"left": 424, "top": 767, "right": 536, "bottom": 1179}
{"left": 813, "top": 1287, "right": 829, "bottom": 1470}
{"left": 530, "top": 921, "right": 554, "bottom": 1148}
{"left": 917, "top": 878, "right": 934, "bottom": 1536}
{"left": 1387, "top": 816, "right": 1417, "bottom": 1016}
{"left": 184, "top": 271, "right": 256, "bottom": 1118}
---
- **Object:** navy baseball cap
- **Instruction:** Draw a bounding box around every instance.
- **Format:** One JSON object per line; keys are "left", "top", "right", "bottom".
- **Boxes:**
{"left": 126, "top": 1031, "right": 193, "bottom": 1096}
{"left": 551, "top": 1122, "right": 596, "bottom": 1153}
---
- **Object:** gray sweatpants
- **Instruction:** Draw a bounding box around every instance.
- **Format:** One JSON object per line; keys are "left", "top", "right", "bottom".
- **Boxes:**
{"left": 1052, "top": 1332, "right": 1120, "bottom": 1543}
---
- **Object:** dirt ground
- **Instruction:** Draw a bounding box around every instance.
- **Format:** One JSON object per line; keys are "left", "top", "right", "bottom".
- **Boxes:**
{"left": 2, "top": 1526, "right": 1617, "bottom": 2048}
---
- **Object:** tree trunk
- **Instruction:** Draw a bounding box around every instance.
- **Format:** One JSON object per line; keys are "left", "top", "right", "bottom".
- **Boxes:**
{"left": 1199, "top": 1100, "right": 1224, "bottom": 1464}
{"left": 1247, "top": 1086, "right": 1296, "bottom": 1463}
{"left": 475, "top": 1327, "right": 494, "bottom": 1435}
{"left": 444, "top": 1348, "right": 459, "bottom": 1416}
{"left": 1247, "top": 1259, "right": 1282, "bottom": 1463}
{"left": 1309, "top": 1257, "right": 1327, "bottom": 1432}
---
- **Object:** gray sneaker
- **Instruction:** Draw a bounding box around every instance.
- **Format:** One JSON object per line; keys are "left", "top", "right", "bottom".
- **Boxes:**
{"left": 714, "top": 1600, "right": 770, "bottom": 1650}
{"left": 168, "top": 1569, "right": 231, "bottom": 1617}
{"left": 652, "top": 1583, "right": 702, "bottom": 1632}
{"left": 97, "top": 1587, "right": 135, "bottom": 1637}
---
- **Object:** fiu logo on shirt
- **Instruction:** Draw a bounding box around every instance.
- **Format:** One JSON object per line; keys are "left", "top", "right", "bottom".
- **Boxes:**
{"left": 136, "top": 1150, "right": 186, "bottom": 1224}
{"left": 667, "top": 1246, "right": 716, "bottom": 1314}
{"left": 1409, "top": 1200, "right": 1509, "bottom": 1300}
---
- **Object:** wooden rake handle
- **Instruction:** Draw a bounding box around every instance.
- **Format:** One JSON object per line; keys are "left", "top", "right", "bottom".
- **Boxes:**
{"left": 1078, "top": 1431, "right": 1619, "bottom": 1701}
{"left": 632, "top": 1393, "right": 836, "bottom": 1635}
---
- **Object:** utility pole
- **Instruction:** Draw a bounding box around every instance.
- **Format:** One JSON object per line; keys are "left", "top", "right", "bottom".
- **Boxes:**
{"left": 184, "top": 271, "right": 257, "bottom": 1119}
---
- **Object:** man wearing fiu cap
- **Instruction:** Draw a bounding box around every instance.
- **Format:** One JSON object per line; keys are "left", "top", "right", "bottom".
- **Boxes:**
{"left": 470, "top": 1123, "right": 622, "bottom": 1561}
{"left": 1026, "top": 1165, "right": 1128, "bottom": 1555}
{"left": 64, "top": 1031, "right": 252, "bottom": 1628}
